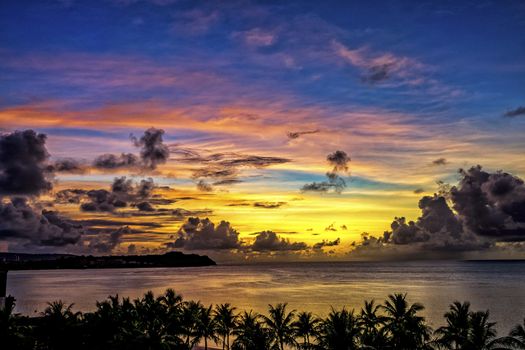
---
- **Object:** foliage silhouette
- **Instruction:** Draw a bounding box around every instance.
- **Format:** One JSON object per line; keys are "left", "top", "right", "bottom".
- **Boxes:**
{"left": 1, "top": 290, "right": 523, "bottom": 350}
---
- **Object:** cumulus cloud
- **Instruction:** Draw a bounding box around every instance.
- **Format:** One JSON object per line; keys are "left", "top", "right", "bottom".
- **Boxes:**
{"left": 0, "top": 130, "right": 53, "bottom": 196}
{"left": 51, "top": 158, "right": 86, "bottom": 174}
{"left": 503, "top": 106, "right": 525, "bottom": 118}
{"left": 251, "top": 231, "right": 308, "bottom": 251}
{"left": 450, "top": 165, "right": 525, "bottom": 241}
{"left": 72, "top": 177, "right": 158, "bottom": 213}
{"left": 327, "top": 150, "right": 350, "bottom": 172}
{"left": 93, "top": 153, "right": 139, "bottom": 169}
{"left": 56, "top": 189, "right": 88, "bottom": 204}
{"left": 0, "top": 197, "right": 83, "bottom": 247}
{"left": 130, "top": 127, "right": 170, "bottom": 169}
{"left": 167, "top": 217, "right": 241, "bottom": 250}
{"left": 351, "top": 166, "right": 525, "bottom": 257}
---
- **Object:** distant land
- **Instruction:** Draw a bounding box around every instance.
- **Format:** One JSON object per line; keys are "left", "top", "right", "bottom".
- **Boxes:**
{"left": 0, "top": 251, "right": 216, "bottom": 270}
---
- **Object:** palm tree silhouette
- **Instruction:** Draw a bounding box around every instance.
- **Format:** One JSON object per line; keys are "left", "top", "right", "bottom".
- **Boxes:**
{"left": 180, "top": 300, "right": 204, "bottom": 349}
{"left": 358, "top": 299, "right": 387, "bottom": 349}
{"left": 507, "top": 318, "right": 525, "bottom": 349}
{"left": 316, "top": 307, "right": 361, "bottom": 350}
{"left": 381, "top": 293, "right": 432, "bottom": 350}
{"left": 232, "top": 310, "right": 271, "bottom": 350}
{"left": 214, "top": 303, "right": 238, "bottom": 350}
{"left": 464, "top": 310, "right": 509, "bottom": 350}
{"left": 292, "top": 311, "right": 319, "bottom": 350}
{"left": 0, "top": 295, "right": 30, "bottom": 349}
{"left": 40, "top": 300, "right": 81, "bottom": 350}
{"left": 262, "top": 303, "right": 297, "bottom": 350}
{"left": 435, "top": 301, "right": 471, "bottom": 349}
{"left": 198, "top": 304, "right": 220, "bottom": 350}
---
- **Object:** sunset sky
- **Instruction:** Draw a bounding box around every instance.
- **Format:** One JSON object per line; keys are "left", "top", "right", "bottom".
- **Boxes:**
{"left": 1, "top": 0, "right": 524, "bottom": 261}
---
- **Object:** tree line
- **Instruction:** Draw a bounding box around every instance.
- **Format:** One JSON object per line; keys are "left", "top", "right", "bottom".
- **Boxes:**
{"left": 1, "top": 289, "right": 524, "bottom": 350}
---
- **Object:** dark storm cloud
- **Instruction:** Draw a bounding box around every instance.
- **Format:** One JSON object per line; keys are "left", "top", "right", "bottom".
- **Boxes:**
{"left": 130, "top": 127, "right": 170, "bottom": 169}
{"left": 286, "top": 129, "right": 319, "bottom": 139}
{"left": 136, "top": 201, "right": 155, "bottom": 212}
{"left": 251, "top": 231, "right": 308, "bottom": 251}
{"left": 253, "top": 201, "right": 286, "bottom": 209}
{"left": 0, "top": 197, "right": 83, "bottom": 246}
{"left": 77, "top": 177, "right": 158, "bottom": 212}
{"left": 351, "top": 165, "right": 525, "bottom": 256}
{"left": 111, "top": 176, "right": 134, "bottom": 194}
{"left": 88, "top": 226, "right": 130, "bottom": 253}
{"left": 92, "top": 153, "right": 139, "bottom": 169}
{"left": 432, "top": 158, "right": 448, "bottom": 166}
{"left": 313, "top": 238, "right": 341, "bottom": 250}
{"left": 450, "top": 165, "right": 525, "bottom": 241}
{"left": 301, "top": 150, "right": 350, "bottom": 194}
{"left": 56, "top": 189, "right": 88, "bottom": 204}
{"left": 0, "top": 130, "right": 53, "bottom": 196}
{"left": 167, "top": 217, "right": 240, "bottom": 250}
{"left": 51, "top": 158, "right": 86, "bottom": 174}
{"left": 80, "top": 189, "right": 124, "bottom": 212}
{"left": 503, "top": 106, "right": 525, "bottom": 118}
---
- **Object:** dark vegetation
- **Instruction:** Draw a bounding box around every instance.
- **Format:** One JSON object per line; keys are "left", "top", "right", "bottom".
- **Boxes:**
{"left": 2, "top": 290, "right": 525, "bottom": 350}
{"left": 0, "top": 252, "right": 215, "bottom": 270}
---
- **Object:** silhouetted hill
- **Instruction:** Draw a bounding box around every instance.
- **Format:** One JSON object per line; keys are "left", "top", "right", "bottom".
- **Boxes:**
{"left": 0, "top": 251, "right": 216, "bottom": 270}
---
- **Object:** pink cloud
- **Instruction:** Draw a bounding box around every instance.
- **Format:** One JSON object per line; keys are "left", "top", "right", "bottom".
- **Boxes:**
{"left": 235, "top": 28, "right": 277, "bottom": 47}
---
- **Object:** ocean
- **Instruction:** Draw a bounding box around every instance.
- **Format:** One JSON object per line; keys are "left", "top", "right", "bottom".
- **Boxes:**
{"left": 6, "top": 260, "right": 525, "bottom": 333}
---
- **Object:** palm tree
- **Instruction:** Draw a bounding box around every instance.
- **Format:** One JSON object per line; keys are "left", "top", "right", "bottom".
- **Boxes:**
{"left": 464, "top": 311, "right": 509, "bottom": 350}
{"left": 215, "top": 303, "right": 238, "bottom": 350}
{"left": 292, "top": 311, "right": 319, "bottom": 350}
{"left": 507, "top": 319, "right": 525, "bottom": 349}
{"left": 180, "top": 300, "right": 204, "bottom": 349}
{"left": 232, "top": 310, "right": 271, "bottom": 350}
{"left": 435, "top": 301, "right": 471, "bottom": 349}
{"left": 381, "top": 293, "right": 432, "bottom": 350}
{"left": 359, "top": 299, "right": 387, "bottom": 349}
{"left": 39, "top": 300, "right": 81, "bottom": 350}
{"left": 198, "top": 304, "right": 220, "bottom": 350}
{"left": 316, "top": 307, "right": 361, "bottom": 350}
{"left": 0, "top": 295, "right": 31, "bottom": 349}
{"left": 160, "top": 289, "right": 185, "bottom": 341}
{"left": 262, "top": 303, "right": 297, "bottom": 350}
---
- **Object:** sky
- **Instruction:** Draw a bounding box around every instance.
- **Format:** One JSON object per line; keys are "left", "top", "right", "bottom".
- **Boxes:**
{"left": 1, "top": 0, "right": 524, "bottom": 262}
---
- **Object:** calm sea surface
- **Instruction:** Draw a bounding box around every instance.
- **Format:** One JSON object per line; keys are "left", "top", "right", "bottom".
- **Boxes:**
{"left": 7, "top": 260, "right": 525, "bottom": 333}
